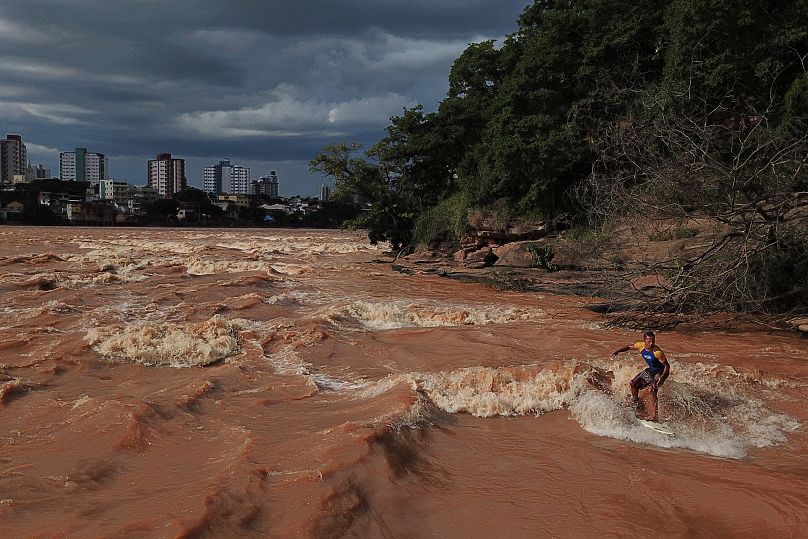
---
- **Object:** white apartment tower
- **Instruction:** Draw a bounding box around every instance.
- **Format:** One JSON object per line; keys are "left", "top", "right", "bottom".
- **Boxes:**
{"left": 0, "top": 134, "right": 27, "bottom": 185}
{"left": 319, "top": 183, "right": 331, "bottom": 201}
{"left": 203, "top": 159, "right": 250, "bottom": 195}
{"left": 147, "top": 153, "right": 186, "bottom": 197}
{"left": 59, "top": 147, "right": 109, "bottom": 185}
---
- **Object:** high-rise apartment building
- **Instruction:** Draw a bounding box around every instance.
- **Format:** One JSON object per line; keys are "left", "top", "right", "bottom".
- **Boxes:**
{"left": 319, "top": 183, "right": 331, "bottom": 201}
{"left": 60, "top": 147, "right": 108, "bottom": 185}
{"left": 203, "top": 159, "right": 250, "bottom": 195}
{"left": 147, "top": 153, "right": 186, "bottom": 197}
{"left": 0, "top": 134, "right": 27, "bottom": 185}
{"left": 251, "top": 170, "right": 279, "bottom": 198}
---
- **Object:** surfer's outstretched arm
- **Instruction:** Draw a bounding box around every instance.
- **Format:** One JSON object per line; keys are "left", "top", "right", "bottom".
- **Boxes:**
{"left": 611, "top": 344, "right": 632, "bottom": 357}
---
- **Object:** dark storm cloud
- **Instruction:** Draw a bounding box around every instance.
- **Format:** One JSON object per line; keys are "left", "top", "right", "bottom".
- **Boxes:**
{"left": 0, "top": 0, "right": 529, "bottom": 193}
{"left": 204, "top": 0, "right": 526, "bottom": 38}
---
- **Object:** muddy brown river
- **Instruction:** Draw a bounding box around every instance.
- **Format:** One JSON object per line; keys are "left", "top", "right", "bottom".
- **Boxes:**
{"left": 0, "top": 226, "right": 806, "bottom": 537}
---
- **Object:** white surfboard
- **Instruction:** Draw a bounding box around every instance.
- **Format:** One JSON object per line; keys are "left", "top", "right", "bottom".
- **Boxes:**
{"left": 638, "top": 419, "right": 674, "bottom": 436}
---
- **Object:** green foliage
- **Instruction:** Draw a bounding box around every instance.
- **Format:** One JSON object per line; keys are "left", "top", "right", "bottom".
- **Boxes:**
{"left": 412, "top": 193, "right": 471, "bottom": 247}
{"left": 467, "top": 198, "right": 515, "bottom": 231}
{"left": 21, "top": 200, "right": 65, "bottom": 225}
{"left": 310, "top": 0, "right": 807, "bottom": 315}
{"left": 527, "top": 244, "right": 557, "bottom": 271}
{"left": 564, "top": 223, "right": 601, "bottom": 243}
{"left": 310, "top": 143, "right": 414, "bottom": 249}
{"left": 149, "top": 198, "right": 179, "bottom": 220}
{"left": 173, "top": 187, "right": 212, "bottom": 205}
{"left": 660, "top": 0, "right": 808, "bottom": 117}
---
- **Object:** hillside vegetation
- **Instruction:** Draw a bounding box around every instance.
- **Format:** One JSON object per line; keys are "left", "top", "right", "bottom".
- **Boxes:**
{"left": 311, "top": 0, "right": 807, "bottom": 322}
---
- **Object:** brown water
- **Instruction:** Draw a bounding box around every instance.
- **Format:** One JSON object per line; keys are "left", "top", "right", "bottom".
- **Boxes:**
{"left": 1, "top": 226, "right": 806, "bottom": 538}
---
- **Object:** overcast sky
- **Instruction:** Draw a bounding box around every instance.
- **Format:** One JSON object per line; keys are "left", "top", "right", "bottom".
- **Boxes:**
{"left": 1, "top": 0, "right": 528, "bottom": 196}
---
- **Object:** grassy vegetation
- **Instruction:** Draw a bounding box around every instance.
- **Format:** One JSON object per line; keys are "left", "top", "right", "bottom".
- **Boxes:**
{"left": 412, "top": 193, "right": 472, "bottom": 248}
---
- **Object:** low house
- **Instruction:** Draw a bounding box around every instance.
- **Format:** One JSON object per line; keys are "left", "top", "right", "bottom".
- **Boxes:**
{"left": 263, "top": 203, "right": 290, "bottom": 214}
{"left": 0, "top": 201, "right": 24, "bottom": 221}
{"left": 217, "top": 194, "right": 250, "bottom": 208}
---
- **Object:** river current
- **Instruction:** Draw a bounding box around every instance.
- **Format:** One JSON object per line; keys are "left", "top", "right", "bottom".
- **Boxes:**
{"left": 1, "top": 226, "right": 806, "bottom": 537}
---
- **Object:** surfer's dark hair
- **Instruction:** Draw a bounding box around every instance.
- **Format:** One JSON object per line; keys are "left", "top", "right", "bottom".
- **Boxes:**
{"left": 643, "top": 330, "right": 655, "bottom": 339}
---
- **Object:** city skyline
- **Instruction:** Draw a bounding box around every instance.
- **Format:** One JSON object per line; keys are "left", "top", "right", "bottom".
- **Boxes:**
{"left": 1, "top": 1, "right": 528, "bottom": 196}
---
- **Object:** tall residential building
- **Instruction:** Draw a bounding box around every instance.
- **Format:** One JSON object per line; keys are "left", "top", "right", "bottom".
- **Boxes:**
{"left": 319, "top": 183, "right": 332, "bottom": 201}
{"left": 0, "top": 134, "right": 27, "bottom": 185}
{"left": 60, "top": 147, "right": 108, "bottom": 185}
{"left": 251, "top": 170, "right": 279, "bottom": 198}
{"left": 203, "top": 159, "right": 250, "bottom": 195}
{"left": 147, "top": 153, "right": 186, "bottom": 197}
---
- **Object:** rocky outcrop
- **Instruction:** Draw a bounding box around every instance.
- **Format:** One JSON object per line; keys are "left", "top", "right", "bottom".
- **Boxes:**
{"left": 466, "top": 223, "right": 548, "bottom": 246}
{"left": 454, "top": 222, "right": 549, "bottom": 266}
{"left": 461, "top": 248, "right": 498, "bottom": 269}
{"left": 788, "top": 317, "right": 808, "bottom": 336}
{"left": 492, "top": 241, "right": 541, "bottom": 268}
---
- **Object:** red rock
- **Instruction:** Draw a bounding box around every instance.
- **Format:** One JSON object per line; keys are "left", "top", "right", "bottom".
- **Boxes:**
{"left": 493, "top": 241, "right": 541, "bottom": 267}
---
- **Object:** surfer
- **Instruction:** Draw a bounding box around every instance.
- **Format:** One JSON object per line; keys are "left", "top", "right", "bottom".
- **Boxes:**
{"left": 611, "top": 331, "right": 670, "bottom": 421}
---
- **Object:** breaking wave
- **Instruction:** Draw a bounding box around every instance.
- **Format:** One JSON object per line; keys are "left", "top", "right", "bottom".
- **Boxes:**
{"left": 327, "top": 299, "right": 546, "bottom": 330}
{"left": 185, "top": 258, "right": 273, "bottom": 276}
{"left": 84, "top": 315, "right": 240, "bottom": 367}
{"left": 360, "top": 360, "right": 800, "bottom": 459}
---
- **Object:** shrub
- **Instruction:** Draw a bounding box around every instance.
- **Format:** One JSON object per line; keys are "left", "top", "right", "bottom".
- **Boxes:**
{"left": 527, "top": 244, "right": 557, "bottom": 271}
{"left": 412, "top": 193, "right": 472, "bottom": 247}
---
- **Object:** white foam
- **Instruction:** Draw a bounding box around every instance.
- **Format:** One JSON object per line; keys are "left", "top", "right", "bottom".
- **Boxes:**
{"left": 359, "top": 360, "right": 800, "bottom": 459}
{"left": 327, "top": 299, "right": 546, "bottom": 330}
{"left": 185, "top": 257, "right": 272, "bottom": 275}
{"left": 84, "top": 315, "right": 240, "bottom": 368}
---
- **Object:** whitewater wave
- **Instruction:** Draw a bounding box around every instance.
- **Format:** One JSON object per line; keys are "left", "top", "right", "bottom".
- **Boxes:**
{"left": 84, "top": 315, "right": 240, "bottom": 367}
{"left": 325, "top": 299, "right": 546, "bottom": 330}
{"left": 358, "top": 360, "right": 800, "bottom": 459}
{"left": 185, "top": 258, "right": 273, "bottom": 276}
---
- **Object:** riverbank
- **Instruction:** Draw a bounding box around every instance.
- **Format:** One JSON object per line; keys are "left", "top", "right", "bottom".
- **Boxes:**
{"left": 391, "top": 216, "right": 808, "bottom": 336}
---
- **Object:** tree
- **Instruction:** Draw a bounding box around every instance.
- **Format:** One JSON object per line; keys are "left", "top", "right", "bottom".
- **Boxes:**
{"left": 148, "top": 199, "right": 179, "bottom": 221}
{"left": 309, "top": 143, "right": 414, "bottom": 249}
{"left": 577, "top": 90, "right": 808, "bottom": 323}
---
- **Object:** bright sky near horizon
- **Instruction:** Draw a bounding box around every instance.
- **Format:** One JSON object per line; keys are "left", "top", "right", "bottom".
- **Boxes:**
{"left": 0, "top": 0, "right": 528, "bottom": 196}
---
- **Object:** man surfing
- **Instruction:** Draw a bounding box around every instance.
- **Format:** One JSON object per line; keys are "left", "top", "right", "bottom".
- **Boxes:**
{"left": 611, "top": 331, "right": 670, "bottom": 421}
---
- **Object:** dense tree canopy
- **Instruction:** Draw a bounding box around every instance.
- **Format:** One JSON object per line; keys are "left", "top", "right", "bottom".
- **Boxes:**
{"left": 311, "top": 0, "right": 807, "bottom": 315}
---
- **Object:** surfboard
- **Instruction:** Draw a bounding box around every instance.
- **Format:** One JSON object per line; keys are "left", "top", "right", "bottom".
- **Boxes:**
{"left": 637, "top": 419, "right": 674, "bottom": 436}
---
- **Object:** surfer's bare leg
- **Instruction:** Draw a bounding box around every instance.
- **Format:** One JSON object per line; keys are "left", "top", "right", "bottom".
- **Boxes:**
{"left": 648, "top": 386, "right": 658, "bottom": 421}
{"left": 646, "top": 375, "right": 663, "bottom": 421}
{"left": 629, "top": 372, "right": 642, "bottom": 402}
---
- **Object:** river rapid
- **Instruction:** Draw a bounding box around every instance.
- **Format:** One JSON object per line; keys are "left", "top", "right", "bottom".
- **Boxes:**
{"left": 0, "top": 226, "right": 806, "bottom": 537}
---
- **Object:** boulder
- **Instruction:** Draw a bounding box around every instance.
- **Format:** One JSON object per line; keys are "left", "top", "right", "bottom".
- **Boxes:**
{"left": 460, "top": 235, "right": 485, "bottom": 250}
{"left": 462, "top": 248, "right": 498, "bottom": 268}
{"left": 402, "top": 249, "right": 446, "bottom": 264}
{"left": 788, "top": 317, "right": 808, "bottom": 335}
{"left": 493, "top": 241, "right": 541, "bottom": 267}
{"left": 507, "top": 224, "right": 548, "bottom": 241}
